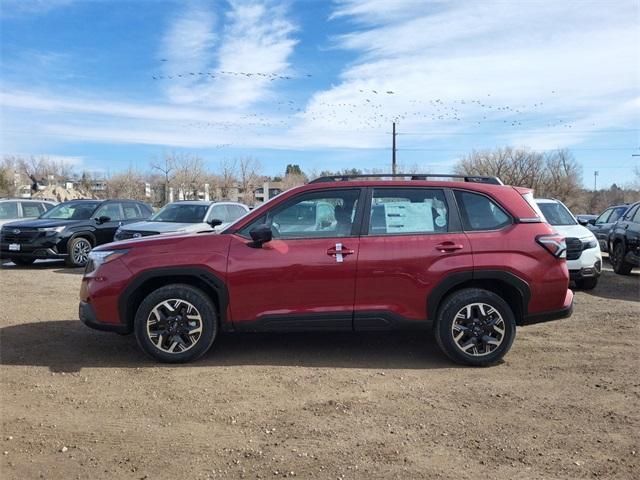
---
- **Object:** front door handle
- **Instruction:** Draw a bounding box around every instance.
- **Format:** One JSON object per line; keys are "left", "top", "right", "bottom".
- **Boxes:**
{"left": 327, "top": 243, "right": 355, "bottom": 262}
{"left": 435, "top": 242, "right": 464, "bottom": 253}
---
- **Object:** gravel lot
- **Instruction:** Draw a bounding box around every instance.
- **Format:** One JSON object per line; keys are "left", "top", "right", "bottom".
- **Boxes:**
{"left": 1, "top": 259, "right": 638, "bottom": 480}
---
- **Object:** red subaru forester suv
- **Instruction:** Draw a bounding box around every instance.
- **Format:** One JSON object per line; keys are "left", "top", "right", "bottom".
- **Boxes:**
{"left": 79, "top": 174, "right": 573, "bottom": 366}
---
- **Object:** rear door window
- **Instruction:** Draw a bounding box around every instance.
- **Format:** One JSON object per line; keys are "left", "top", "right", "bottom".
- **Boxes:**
{"left": 368, "top": 188, "right": 448, "bottom": 235}
{"left": 454, "top": 191, "right": 511, "bottom": 231}
{"left": 122, "top": 203, "right": 141, "bottom": 219}
{"left": 20, "top": 202, "right": 45, "bottom": 218}
{"left": 0, "top": 201, "right": 18, "bottom": 220}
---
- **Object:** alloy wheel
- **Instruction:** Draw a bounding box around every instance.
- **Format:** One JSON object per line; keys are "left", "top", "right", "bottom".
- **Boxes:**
{"left": 451, "top": 302, "right": 506, "bottom": 356}
{"left": 72, "top": 239, "right": 92, "bottom": 265}
{"left": 146, "top": 299, "right": 203, "bottom": 354}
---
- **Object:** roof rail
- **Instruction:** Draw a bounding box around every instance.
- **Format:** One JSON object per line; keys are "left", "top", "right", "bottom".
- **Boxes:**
{"left": 308, "top": 173, "right": 503, "bottom": 185}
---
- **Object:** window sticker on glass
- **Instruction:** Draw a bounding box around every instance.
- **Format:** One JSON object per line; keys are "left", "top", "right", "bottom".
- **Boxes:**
{"left": 380, "top": 200, "right": 434, "bottom": 233}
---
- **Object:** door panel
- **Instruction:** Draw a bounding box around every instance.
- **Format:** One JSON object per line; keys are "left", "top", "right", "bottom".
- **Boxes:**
{"left": 93, "top": 203, "right": 124, "bottom": 244}
{"left": 227, "top": 235, "right": 359, "bottom": 326}
{"left": 354, "top": 233, "right": 472, "bottom": 326}
{"left": 353, "top": 187, "right": 473, "bottom": 327}
{"left": 226, "top": 188, "right": 363, "bottom": 328}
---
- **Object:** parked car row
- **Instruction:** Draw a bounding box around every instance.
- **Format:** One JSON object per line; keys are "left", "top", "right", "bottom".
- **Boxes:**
{"left": 0, "top": 199, "right": 249, "bottom": 267}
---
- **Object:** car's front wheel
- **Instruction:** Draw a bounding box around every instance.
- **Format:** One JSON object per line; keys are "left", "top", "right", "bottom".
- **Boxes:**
{"left": 134, "top": 284, "right": 218, "bottom": 363}
{"left": 611, "top": 242, "right": 633, "bottom": 275}
{"left": 66, "top": 237, "right": 92, "bottom": 267}
{"left": 434, "top": 288, "right": 516, "bottom": 366}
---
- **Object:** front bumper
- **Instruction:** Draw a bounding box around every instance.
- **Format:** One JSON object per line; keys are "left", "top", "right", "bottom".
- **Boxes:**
{"left": 0, "top": 247, "right": 67, "bottom": 260}
{"left": 79, "top": 301, "right": 131, "bottom": 334}
{"left": 569, "top": 259, "right": 601, "bottom": 281}
{"left": 521, "top": 289, "right": 574, "bottom": 326}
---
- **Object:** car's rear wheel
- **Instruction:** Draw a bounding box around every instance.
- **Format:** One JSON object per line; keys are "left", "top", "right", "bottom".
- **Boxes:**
{"left": 66, "top": 237, "right": 92, "bottom": 267}
{"left": 134, "top": 284, "right": 217, "bottom": 363}
{"left": 434, "top": 288, "right": 516, "bottom": 366}
{"left": 611, "top": 243, "right": 633, "bottom": 275}
{"left": 575, "top": 277, "right": 598, "bottom": 290}
{"left": 11, "top": 257, "right": 35, "bottom": 266}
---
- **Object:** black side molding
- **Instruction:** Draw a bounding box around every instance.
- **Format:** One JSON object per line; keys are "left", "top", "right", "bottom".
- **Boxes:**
{"left": 520, "top": 302, "right": 573, "bottom": 326}
{"left": 117, "top": 267, "right": 230, "bottom": 331}
{"left": 427, "top": 270, "right": 531, "bottom": 321}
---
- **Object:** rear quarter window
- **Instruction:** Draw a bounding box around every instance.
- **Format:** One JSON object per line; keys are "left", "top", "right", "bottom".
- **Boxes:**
{"left": 454, "top": 190, "right": 511, "bottom": 231}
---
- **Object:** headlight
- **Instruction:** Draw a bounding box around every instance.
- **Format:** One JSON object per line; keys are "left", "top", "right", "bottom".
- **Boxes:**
{"left": 38, "top": 226, "right": 65, "bottom": 233}
{"left": 583, "top": 238, "right": 598, "bottom": 249}
{"left": 86, "top": 249, "right": 129, "bottom": 272}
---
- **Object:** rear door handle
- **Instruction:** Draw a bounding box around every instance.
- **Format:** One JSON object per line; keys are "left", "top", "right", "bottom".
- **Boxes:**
{"left": 435, "top": 242, "right": 464, "bottom": 253}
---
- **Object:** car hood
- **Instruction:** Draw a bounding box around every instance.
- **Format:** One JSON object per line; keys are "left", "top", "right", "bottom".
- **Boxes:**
{"left": 551, "top": 224, "right": 596, "bottom": 240}
{"left": 97, "top": 230, "right": 228, "bottom": 251}
{"left": 1, "top": 218, "right": 86, "bottom": 229}
{"left": 119, "top": 221, "right": 215, "bottom": 233}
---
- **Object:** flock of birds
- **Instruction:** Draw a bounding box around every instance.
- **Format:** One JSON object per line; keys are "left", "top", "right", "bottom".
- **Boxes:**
{"left": 153, "top": 68, "right": 589, "bottom": 143}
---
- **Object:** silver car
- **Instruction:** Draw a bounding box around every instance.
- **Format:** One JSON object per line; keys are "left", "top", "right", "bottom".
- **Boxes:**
{"left": 113, "top": 201, "right": 249, "bottom": 241}
{"left": 0, "top": 198, "right": 57, "bottom": 228}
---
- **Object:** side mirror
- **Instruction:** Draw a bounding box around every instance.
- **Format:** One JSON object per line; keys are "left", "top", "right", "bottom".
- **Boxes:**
{"left": 588, "top": 219, "right": 596, "bottom": 225}
{"left": 96, "top": 215, "right": 111, "bottom": 224}
{"left": 208, "top": 218, "right": 223, "bottom": 228}
{"left": 249, "top": 224, "right": 272, "bottom": 247}
{"left": 577, "top": 218, "right": 588, "bottom": 226}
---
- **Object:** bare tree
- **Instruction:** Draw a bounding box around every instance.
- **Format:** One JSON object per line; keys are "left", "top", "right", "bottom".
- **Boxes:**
{"left": 238, "top": 157, "right": 263, "bottom": 204}
{"left": 150, "top": 154, "right": 175, "bottom": 204}
{"left": 106, "top": 167, "right": 145, "bottom": 200}
{"left": 455, "top": 147, "right": 582, "bottom": 205}
{"left": 171, "top": 153, "right": 207, "bottom": 200}
{"left": 218, "top": 158, "right": 239, "bottom": 200}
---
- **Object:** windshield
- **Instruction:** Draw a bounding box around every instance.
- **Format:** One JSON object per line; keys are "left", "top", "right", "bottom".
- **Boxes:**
{"left": 40, "top": 201, "right": 101, "bottom": 220}
{"left": 150, "top": 203, "right": 208, "bottom": 223}
{"left": 537, "top": 201, "right": 576, "bottom": 226}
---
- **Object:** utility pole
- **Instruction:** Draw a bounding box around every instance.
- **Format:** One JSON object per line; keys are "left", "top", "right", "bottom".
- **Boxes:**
{"left": 391, "top": 122, "right": 397, "bottom": 174}
{"left": 593, "top": 170, "right": 598, "bottom": 191}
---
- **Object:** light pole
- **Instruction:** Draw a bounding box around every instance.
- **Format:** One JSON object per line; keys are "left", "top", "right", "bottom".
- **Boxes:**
{"left": 593, "top": 170, "right": 598, "bottom": 191}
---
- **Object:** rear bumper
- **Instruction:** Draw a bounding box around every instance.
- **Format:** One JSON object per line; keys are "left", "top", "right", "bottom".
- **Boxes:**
{"left": 79, "top": 301, "right": 131, "bottom": 334}
{"left": 521, "top": 289, "right": 573, "bottom": 326}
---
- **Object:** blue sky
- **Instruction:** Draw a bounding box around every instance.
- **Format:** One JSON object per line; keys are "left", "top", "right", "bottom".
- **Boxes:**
{"left": 1, "top": 0, "right": 638, "bottom": 188}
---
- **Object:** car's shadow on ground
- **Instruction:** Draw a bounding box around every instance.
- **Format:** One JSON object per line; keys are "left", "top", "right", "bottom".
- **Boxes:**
{"left": 576, "top": 269, "right": 639, "bottom": 302}
{"left": 0, "top": 259, "right": 84, "bottom": 274}
{"left": 0, "top": 320, "right": 455, "bottom": 372}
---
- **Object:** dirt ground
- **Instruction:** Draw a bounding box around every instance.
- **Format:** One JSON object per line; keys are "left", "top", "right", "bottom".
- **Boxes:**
{"left": 1, "top": 259, "right": 638, "bottom": 480}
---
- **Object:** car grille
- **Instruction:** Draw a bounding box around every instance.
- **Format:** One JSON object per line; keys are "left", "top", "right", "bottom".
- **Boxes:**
{"left": 566, "top": 237, "right": 583, "bottom": 260}
{"left": 115, "top": 230, "right": 159, "bottom": 240}
{"left": 0, "top": 227, "right": 41, "bottom": 244}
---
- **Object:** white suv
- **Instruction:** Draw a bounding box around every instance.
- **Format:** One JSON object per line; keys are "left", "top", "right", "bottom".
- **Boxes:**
{"left": 113, "top": 201, "right": 250, "bottom": 241}
{"left": 0, "top": 198, "right": 56, "bottom": 227}
{"left": 536, "top": 198, "right": 601, "bottom": 289}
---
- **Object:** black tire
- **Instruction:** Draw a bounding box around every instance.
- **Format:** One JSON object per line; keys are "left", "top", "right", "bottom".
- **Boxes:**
{"left": 575, "top": 277, "right": 598, "bottom": 290}
{"left": 434, "top": 288, "right": 516, "bottom": 367}
{"left": 611, "top": 242, "right": 633, "bottom": 275}
{"left": 66, "top": 237, "right": 92, "bottom": 267}
{"left": 11, "top": 257, "right": 35, "bottom": 266}
{"left": 134, "top": 284, "right": 218, "bottom": 363}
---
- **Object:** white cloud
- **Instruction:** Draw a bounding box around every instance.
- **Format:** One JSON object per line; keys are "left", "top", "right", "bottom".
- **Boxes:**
{"left": 293, "top": 0, "right": 640, "bottom": 150}
{"left": 161, "top": 0, "right": 297, "bottom": 107}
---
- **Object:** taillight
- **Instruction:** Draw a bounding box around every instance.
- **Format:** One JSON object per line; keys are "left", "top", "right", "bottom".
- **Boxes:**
{"left": 536, "top": 234, "right": 566, "bottom": 259}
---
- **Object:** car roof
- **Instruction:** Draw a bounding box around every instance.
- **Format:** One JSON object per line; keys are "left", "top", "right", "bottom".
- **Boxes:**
{"left": 534, "top": 198, "right": 558, "bottom": 204}
{"left": 166, "top": 200, "right": 214, "bottom": 206}
{"left": 0, "top": 198, "right": 55, "bottom": 203}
